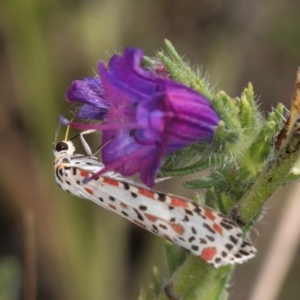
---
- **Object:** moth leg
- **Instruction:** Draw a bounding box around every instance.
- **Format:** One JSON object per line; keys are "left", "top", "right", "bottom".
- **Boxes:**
{"left": 78, "top": 130, "right": 97, "bottom": 156}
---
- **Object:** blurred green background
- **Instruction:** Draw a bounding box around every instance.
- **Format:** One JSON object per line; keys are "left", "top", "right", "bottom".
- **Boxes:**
{"left": 1, "top": 0, "right": 300, "bottom": 299}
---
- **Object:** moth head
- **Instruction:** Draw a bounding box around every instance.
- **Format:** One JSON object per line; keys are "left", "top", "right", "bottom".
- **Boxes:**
{"left": 53, "top": 140, "right": 75, "bottom": 157}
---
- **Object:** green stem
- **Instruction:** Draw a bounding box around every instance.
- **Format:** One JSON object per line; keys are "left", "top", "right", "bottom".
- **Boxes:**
{"left": 234, "top": 117, "right": 300, "bottom": 224}
{"left": 157, "top": 255, "right": 232, "bottom": 300}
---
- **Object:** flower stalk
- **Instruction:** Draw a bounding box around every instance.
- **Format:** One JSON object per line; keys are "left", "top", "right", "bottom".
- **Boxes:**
{"left": 156, "top": 255, "right": 232, "bottom": 300}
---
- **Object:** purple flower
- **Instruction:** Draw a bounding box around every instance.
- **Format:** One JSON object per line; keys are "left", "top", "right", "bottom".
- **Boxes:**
{"left": 63, "top": 47, "right": 219, "bottom": 187}
{"left": 66, "top": 77, "right": 111, "bottom": 120}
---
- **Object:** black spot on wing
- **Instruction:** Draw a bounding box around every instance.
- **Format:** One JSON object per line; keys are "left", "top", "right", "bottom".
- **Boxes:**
{"left": 192, "top": 203, "right": 203, "bottom": 215}
{"left": 157, "top": 193, "right": 166, "bottom": 202}
{"left": 225, "top": 244, "right": 233, "bottom": 250}
{"left": 139, "top": 205, "right": 147, "bottom": 211}
{"left": 183, "top": 216, "right": 189, "bottom": 222}
{"left": 206, "top": 235, "right": 215, "bottom": 242}
{"left": 152, "top": 224, "right": 159, "bottom": 233}
{"left": 159, "top": 224, "right": 167, "bottom": 230}
{"left": 188, "top": 236, "right": 195, "bottom": 243}
{"left": 56, "top": 168, "right": 63, "bottom": 183}
{"left": 239, "top": 249, "right": 250, "bottom": 256}
{"left": 215, "top": 257, "right": 221, "bottom": 264}
{"left": 220, "top": 221, "right": 234, "bottom": 230}
{"left": 221, "top": 251, "right": 227, "bottom": 257}
{"left": 185, "top": 209, "right": 193, "bottom": 216}
{"left": 133, "top": 208, "right": 144, "bottom": 221}
{"left": 191, "top": 245, "right": 199, "bottom": 251}
{"left": 230, "top": 235, "right": 238, "bottom": 244}
{"left": 122, "top": 182, "right": 130, "bottom": 190}
{"left": 203, "top": 223, "right": 215, "bottom": 234}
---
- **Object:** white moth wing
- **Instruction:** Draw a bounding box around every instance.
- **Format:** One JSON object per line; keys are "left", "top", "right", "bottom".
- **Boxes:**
{"left": 54, "top": 152, "right": 256, "bottom": 268}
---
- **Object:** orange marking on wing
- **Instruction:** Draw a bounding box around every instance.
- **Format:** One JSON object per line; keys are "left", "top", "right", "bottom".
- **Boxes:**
{"left": 213, "top": 223, "right": 223, "bottom": 235}
{"left": 145, "top": 214, "right": 157, "bottom": 222}
{"left": 84, "top": 188, "right": 94, "bottom": 195}
{"left": 200, "top": 247, "right": 216, "bottom": 261}
{"left": 103, "top": 177, "right": 119, "bottom": 186}
{"left": 171, "top": 223, "right": 184, "bottom": 234}
{"left": 109, "top": 204, "right": 116, "bottom": 210}
{"left": 80, "top": 170, "right": 90, "bottom": 177}
{"left": 120, "top": 202, "right": 128, "bottom": 209}
{"left": 204, "top": 208, "right": 216, "bottom": 221}
{"left": 171, "top": 197, "right": 187, "bottom": 208}
{"left": 138, "top": 188, "right": 154, "bottom": 199}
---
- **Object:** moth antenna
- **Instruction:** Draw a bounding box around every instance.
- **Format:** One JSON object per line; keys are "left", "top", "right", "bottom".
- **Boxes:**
{"left": 64, "top": 125, "right": 71, "bottom": 141}
{"left": 53, "top": 104, "right": 78, "bottom": 148}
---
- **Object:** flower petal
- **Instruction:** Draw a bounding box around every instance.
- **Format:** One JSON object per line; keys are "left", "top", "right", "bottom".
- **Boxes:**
{"left": 64, "top": 47, "right": 220, "bottom": 187}
{"left": 65, "top": 77, "right": 110, "bottom": 120}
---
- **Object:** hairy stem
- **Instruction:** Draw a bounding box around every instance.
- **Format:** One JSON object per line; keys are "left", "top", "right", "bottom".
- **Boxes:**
{"left": 157, "top": 255, "right": 232, "bottom": 300}
{"left": 233, "top": 117, "right": 300, "bottom": 224}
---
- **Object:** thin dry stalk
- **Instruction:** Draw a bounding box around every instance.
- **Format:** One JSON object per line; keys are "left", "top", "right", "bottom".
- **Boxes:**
{"left": 249, "top": 183, "right": 300, "bottom": 300}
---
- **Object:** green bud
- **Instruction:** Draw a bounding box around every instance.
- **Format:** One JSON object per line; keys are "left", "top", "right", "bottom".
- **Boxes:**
{"left": 165, "top": 242, "right": 188, "bottom": 275}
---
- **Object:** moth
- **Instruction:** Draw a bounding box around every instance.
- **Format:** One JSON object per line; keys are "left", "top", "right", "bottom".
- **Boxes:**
{"left": 53, "top": 128, "right": 256, "bottom": 267}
